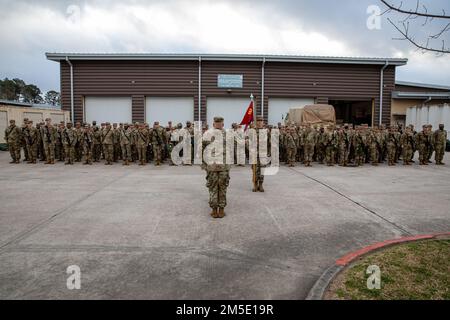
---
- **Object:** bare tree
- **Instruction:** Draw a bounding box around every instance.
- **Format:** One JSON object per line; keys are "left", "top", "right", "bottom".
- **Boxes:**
{"left": 380, "top": 0, "right": 450, "bottom": 54}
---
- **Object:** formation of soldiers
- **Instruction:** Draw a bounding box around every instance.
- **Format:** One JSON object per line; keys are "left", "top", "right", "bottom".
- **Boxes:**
{"left": 4, "top": 118, "right": 447, "bottom": 167}
{"left": 278, "top": 122, "right": 447, "bottom": 167}
{"left": 4, "top": 118, "right": 191, "bottom": 166}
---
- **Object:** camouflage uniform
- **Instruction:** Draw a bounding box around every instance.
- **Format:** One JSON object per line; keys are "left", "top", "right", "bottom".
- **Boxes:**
{"left": 285, "top": 130, "right": 296, "bottom": 167}
{"left": 353, "top": 129, "right": 365, "bottom": 166}
{"left": 62, "top": 124, "right": 77, "bottom": 165}
{"left": 386, "top": 129, "right": 397, "bottom": 166}
{"left": 92, "top": 127, "right": 102, "bottom": 162}
{"left": 55, "top": 124, "right": 65, "bottom": 161}
{"left": 74, "top": 124, "right": 83, "bottom": 162}
{"left": 113, "top": 125, "right": 122, "bottom": 162}
{"left": 82, "top": 126, "right": 94, "bottom": 165}
{"left": 415, "top": 126, "right": 428, "bottom": 165}
{"left": 324, "top": 128, "right": 337, "bottom": 166}
{"left": 303, "top": 126, "right": 316, "bottom": 166}
{"left": 4, "top": 120, "right": 22, "bottom": 163}
{"left": 136, "top": 126, "right": 150, "bottom": 165}
{"left": 101, "top": 123, "right": 115, "bottom": 165}
{"left": 120, "top": 125, "right": 133, "bottom": 165}
{"left": 23, "top": 122, "right": 38, "bottom": 164}
{"left": 41, "top": 121, "right": 57, "bottom": 164}
{"left": 253, "top": 116, "right": 266, "bottom": 192}
{"left": 151, "top": 124, "right": 165, "bottom": 166}
{"left": 400, "top": 129, "right": 414, "bottom": 165}
{"left": 203, "top": 117, "right": 230, "bottom": 218}
{"left": 367, "top": 129, "right": 379, "bottom": 165}
{"left": 433, "top": 125, "right": 447, "bottom": 165}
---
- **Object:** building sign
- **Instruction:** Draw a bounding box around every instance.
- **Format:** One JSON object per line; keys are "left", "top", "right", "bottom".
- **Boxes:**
{"left": 217, "top": 74, "right": 243, "bottom": 88}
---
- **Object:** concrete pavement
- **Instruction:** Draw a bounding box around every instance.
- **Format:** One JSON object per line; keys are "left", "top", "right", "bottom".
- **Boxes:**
{"left": 0, "top": 151, "right": 448, "bottom": 299}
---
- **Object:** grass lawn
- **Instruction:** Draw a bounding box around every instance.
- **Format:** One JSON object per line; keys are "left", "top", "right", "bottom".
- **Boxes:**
{"left": 325, "top": 239, "right": 450, "bottom": 300}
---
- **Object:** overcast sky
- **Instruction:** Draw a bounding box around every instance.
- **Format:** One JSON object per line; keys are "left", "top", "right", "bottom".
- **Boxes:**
{"left": 1, "top": 0, "right": 449, "bottom": 92}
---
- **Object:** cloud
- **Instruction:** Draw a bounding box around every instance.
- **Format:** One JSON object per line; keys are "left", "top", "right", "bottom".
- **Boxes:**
{"left": 0, "top": 0, "right": 449, "bottom": 92}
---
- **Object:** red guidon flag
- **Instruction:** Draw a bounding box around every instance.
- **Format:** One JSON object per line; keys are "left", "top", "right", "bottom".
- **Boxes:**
{"left": 240, "top": 100, "right": 254, "bottom": 130}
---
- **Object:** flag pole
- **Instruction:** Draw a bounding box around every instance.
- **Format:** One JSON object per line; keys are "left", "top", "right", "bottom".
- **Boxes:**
{"left": 250, "top": 93, "right": 257, "bottom": 191}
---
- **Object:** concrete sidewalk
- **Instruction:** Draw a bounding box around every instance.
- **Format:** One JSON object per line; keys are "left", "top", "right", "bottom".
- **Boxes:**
{"left": 0, "top": 152, "right": 448, "bottom": 299}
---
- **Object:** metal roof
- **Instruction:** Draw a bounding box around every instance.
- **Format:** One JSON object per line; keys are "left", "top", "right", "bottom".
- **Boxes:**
{"left": 0, "top": 99, "right": 61, "bottom": 109}
{"left": 395, "top": 81, "right": 450, "bottom": 91}
{"left": 46, "top": 52, "right": 408, "bottom": 66}
{"left": 392, "top": 91, "right": 450, "bottom": 99}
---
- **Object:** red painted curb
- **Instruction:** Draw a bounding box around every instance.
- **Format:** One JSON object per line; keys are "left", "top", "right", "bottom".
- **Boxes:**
{"left": 336, "top": 232, "right": 450, "bottom": 266}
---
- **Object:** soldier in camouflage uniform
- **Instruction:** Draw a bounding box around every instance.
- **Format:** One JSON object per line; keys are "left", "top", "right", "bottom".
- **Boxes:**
{"left": 433, "top": 124, "right": 447, "bottom": 165}
{"left": 303, "top": 124, "right": 316, "bottom": 167}
{"left": 136, "top": 123, "right": 149, "bottom": 165}
{"left": 102, "top": 122, "right": 115, "bottom": 165}
{"left": 285, "top": 127, "right": 297, "bottom": 167}
{"left": 324, "top": 125, "right": 337, "bottom": 166}
{"left": 62, "top": 122, "right": 77, "bottom": 165}
{"left": 367, "top": 127, "right": 380, "bottom": 166}
{"left": 151, "top": 121, "right": 165, "bottom": 166}
{"left": 316, "top": 126, "right": 326, "bottom": 164}
{"left": 4, "top": 119, "right": 22, "bottom": 163}
{"left": 253, "top": 116, "right": 266, "bottom": 192}
{"left": 386, "top": 126, "right": 397, "bottom": 166}
{"left": 426, "top": 124, "right": 434, "bottom": 163}
{"left": 36, "top": 122, "right": 45, "bottom": 162}
{"left": 74, "top": 122, "right": 83, "bottom": 162}
{"left": 21, "top": 118, "right": 29, "bottom": 162}
{"left": 82, "top": 124, "right": 94, "bottom": 165}
{"left": 41, "top": 118, "right": 57, "bottom": 164}
{"left": 55, "top": 122, "right": 65, "bottom": 162}
{"left": 400, "top": 126, "right": 414, "bottom": 165}
{"left": 92, "top": 126, "right": 102, "bottom": 162}
{"left": 203, "top": 116, "right": 230, "bottom": 219}
{"left": 416, "top": 125, "right": 429, "bottom": 165}
{"left": 113, "top": 123, "right": 121, "bottom": 162}
{"left": 120, "top": 124, "right": 133, "bottom": 165}
{"left": 353, "top": 127, "right": 365, "bottom": 167}
{"left": 23, "top": 120, "right": 38, "bottom": 164}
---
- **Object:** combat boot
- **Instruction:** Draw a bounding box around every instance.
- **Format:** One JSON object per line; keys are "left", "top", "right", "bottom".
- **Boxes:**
{"left": 258, "top": 182, "right": 264, "bottom": 192}
{"left": 210, "top": 208, "right": 218, "bottom": 218}
{"left": 217, "top": 208, "right": 225, "bottom": 218}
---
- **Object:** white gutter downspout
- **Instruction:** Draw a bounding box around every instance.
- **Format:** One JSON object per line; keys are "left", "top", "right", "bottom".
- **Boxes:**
{"left": 379, "top": 60, "right": 389, "bottom": 126}
{"left": 198, "top": 56, "right": 202, "bottom": 124}
{"left": 66, "top": 56, "right": 74, "bottom": 122}
{"left": 261, "top": 57, "right": 265, "bottom": 119}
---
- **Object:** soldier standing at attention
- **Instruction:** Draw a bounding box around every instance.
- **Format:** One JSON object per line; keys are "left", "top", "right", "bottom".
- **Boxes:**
{"left": 21, "top": 118, "right": 29, "bottom": 162}
{"left": 353, "top": 127, "right": 365, "bottom": 167}
{"left": 112, "top": 123, "right": 121, "bottom": 162}
{"left": 433, "top": 124, "right": 447, "bottom": 165}
{"left": 324, "top": 125, "right": 337, "bottom": 166}
{"left": 416, "top": 125, "right": 429, "bottom": 165}
{"left": 368, "top": 127, "right": 379, "bottom": 166}
{"left": 426, "top": 124, "right": 435, "bottom": 163}
{"left": 386, "top": 126, "right": 397, "bottom": 166}
{"left": 285, "top": 127, "right": 297, "bottom": 167}
{"left": 41, "top": 118, "right": 56, "bottom": 164}
{"left": 74, "top": 122, "right": 83, "bottom": 162}
{"left": 203, "top": 117, "right": 230, "bottom": 219}
{"left": 55, "top": 122, "right": 65, "bottom": 162}
{"left": 92, "top": 126, "right": 102, "bottom": 162}
{"left": 81, "top": 125, "right": 93, "bottom": 165}
{"left": 24, "top": 120, "right": 38, "bottom": 164}
{"left": 35, "top": 122, "right": 45, "bottom": 162}
{"left": 62, "top": 122, "right": 77, "bottom": 165}
{"left": 4, "top": 119, "right": 22, "bottom": 163}
{"left": 400, "top": 126, "right": 414, "bottom": 165}
{"left": 120, "top": 124, "right": 133, "bottom": 165}
{"left": 303, "top": 124, "right": 316, "bottom": 167}
{"left": 151, "top": 121, "right": 165, "bottom": 166}
{"left": 102, "top": 122, "right": 115, "bottom": 165}
{"left": 136, "top": 123, "right": 149, "bottom": 165}
{"left": 252, "top": 115, "right": 266, "bottom": 192}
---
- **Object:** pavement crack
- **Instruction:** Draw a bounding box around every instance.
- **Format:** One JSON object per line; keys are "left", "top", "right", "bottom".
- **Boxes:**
{"left": 288, "top": 167, "right": 412, "bottom": 236}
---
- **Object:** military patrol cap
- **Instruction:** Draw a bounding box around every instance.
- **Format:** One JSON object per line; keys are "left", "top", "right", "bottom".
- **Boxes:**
{"left": 67, "top": 122, "right": 73, "bottom": 125}
{"left": 105, "top": 122, "right": 111, "bottom": 125}
{"left": 154, "top": 121, "right": 159, "bottom": 125}
{"left": 28, "top": 120, "right": 33, "bottom": 124}
{"left": 10, "top": 119, "right": 15, "bottom": 123}
{"left": 214, "top": 116, "right": 224, "bottom": 123}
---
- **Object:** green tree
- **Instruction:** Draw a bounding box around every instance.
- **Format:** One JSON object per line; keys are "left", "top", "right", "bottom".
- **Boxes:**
{"left": 21, "top": 84, "right": 43, "bottom": 103}
{"left": 44, "top": 90, "right": 61, "bottom": 106}
{"left": 0, "top": 78, "right": 20, "bottom": 100}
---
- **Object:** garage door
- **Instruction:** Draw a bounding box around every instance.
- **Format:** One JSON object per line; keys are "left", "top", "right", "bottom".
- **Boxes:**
{"left": 85, "top": 97, "right": 132, "bottom": 124}
{"left": 146, "top": 97, "right": 193, "bottom": 127}
{"left": 23, "top": 112, "right": 43, "bottom": 124}
{"left": 207, "top": 97, "right": 250, "bottom": 129}
{"left": 0, "top": 111, "right": 7, "bottom": 143}
{"left": 268, "top": 98, "right": 314, "bottom": 125}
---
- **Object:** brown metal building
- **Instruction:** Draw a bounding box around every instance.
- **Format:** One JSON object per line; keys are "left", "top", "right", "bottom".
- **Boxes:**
{"left": 46, "top": 53, "right": 407, "bottom": 127}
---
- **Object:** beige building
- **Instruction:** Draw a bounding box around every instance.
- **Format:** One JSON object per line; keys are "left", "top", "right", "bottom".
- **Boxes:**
{"left": 1, "top": 100, "right": 70, "bottom": 144}
{"left": 391, "top": 81, "right": 450, "bottom": 127}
